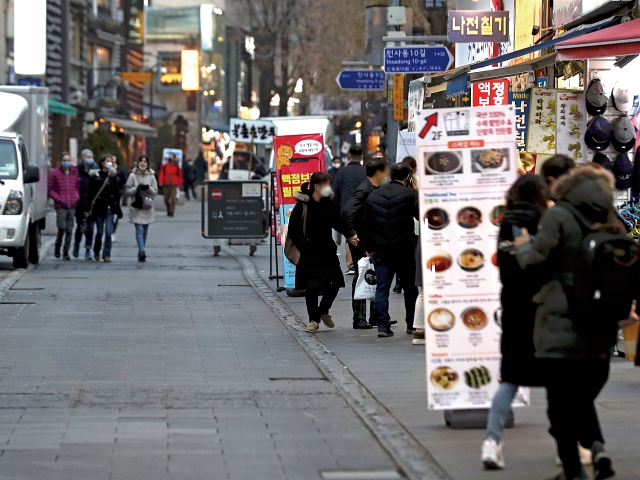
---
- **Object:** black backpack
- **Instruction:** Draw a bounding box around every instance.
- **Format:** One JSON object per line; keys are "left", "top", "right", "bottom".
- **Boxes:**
{"left": 557, "top": 202, "right": 639, "bottom": 325}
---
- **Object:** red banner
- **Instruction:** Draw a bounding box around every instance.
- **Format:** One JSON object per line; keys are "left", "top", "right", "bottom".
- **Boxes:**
{"left": 273, "top": 134, "right": 325, "bottom": 206}
{"left": 472, "top": 79, "right": 510, "bottom": 107}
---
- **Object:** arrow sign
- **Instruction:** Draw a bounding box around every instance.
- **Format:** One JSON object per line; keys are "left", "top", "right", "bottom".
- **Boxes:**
{"left": 363, "top": 100, "right": 388, "bottom": 111}
{"left": 336, "top": 70, "right": 385, "bottom": 91}
{"left": 384, "top": 46, "right": 454, "bottom": 74}
{"left": 418, "top": 113, "right": 438, "bottom": 139}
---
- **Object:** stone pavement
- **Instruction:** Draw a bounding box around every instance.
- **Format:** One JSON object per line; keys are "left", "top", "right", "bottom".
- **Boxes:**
{"left": 0, "top": 200, "right": 401, "bottom": 480}
{"left": 248, "top": 224, "right": 640, "bottom": 479}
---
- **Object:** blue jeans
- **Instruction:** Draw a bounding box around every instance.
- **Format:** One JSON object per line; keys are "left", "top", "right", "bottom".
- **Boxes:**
{"left": 88, "top": 214, "right": 114, "bottom": 257}
{"left": 370, "top": 249, "right": 418, "bottom": 332}
{"left": 485, "top": 381, "right": 519, "bottom": 443}
{"left": 135, "top": 224, "right": 149, "bottom": 253}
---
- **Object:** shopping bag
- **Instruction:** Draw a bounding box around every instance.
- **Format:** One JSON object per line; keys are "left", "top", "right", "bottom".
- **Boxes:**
{"left": 354, "top": 257, "right": 377, "bottom": 300}
{"left": 622, "top": 322, "right": 639, "bottom": 362}
{"left": 176, "top": 188, "right": 185, "bottom": 206}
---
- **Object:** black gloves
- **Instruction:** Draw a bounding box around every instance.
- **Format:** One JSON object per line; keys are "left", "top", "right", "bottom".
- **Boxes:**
{"left": 139, "top": 184, "right": 149, "bottom": 191}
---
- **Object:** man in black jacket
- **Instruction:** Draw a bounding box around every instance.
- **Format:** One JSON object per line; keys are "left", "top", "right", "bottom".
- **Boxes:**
{"left": 333, "top": 145, "right": 366, "bottom": 273}
{"left": 363, "top": 163, "right": 419, "bottom": 337}
{"left": 342, "top": 157, "right": 389, "bottom": 329}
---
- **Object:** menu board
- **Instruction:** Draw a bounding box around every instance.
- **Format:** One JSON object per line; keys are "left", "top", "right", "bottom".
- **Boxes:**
{"left": 556, "top": 90, "right": 586, "bottom": 162}
{"left": 416, "top": 105, "right": 529, "bottom": 410}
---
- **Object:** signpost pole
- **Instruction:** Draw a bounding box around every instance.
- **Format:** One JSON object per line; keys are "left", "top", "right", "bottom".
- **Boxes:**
{"left": 386, "top": 0, "right": 400, "bottom": 163}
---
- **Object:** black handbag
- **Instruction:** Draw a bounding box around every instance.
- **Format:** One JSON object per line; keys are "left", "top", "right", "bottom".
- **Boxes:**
{"left": 132, "top": 185, "right": 153, "bottom": 210}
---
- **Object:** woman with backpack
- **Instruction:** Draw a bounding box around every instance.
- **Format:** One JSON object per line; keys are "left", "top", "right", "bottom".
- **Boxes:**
{"left": 287, "top": 172, "right": 357, "bottom": 333}
{"left": 125, "top": 155, "right": 158, "bottom": 262}
{"left": 515, "top": 166, "right": 627, "bottom": 480}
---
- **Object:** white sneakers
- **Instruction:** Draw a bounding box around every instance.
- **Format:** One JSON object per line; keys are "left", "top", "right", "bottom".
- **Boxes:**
{"left": 305, "top": 321, "right": 319, "bottom": 333}
{"left": 482, "top": 437, "right": 506, "bottom": 470}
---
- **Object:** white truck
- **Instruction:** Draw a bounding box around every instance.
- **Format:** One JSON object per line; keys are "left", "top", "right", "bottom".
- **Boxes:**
{"left": 0, "top": 86, "right": 49, "bottom": 268}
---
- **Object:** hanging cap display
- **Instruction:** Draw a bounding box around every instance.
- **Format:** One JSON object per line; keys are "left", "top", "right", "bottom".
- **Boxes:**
{"left": 613, "top": 152, "right": 633, "bottom": 190}
{"left": 592, "top": 152, "right": 614, "bottom": 172}
{"left": 611, "top": 85, "right": 633, "bottom": 113}
{"left": 586, "top": 78, "right": 608, "bottom": 116}
{"left": 612, "top": 115, "right": 636, "bottom": 152}
{"left": 585, "top": 116, "right": 613, "bottom": 151}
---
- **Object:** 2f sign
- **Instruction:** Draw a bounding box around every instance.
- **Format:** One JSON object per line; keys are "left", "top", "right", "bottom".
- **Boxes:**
{"left": 418, "top": 113, "right": 441, "bottom": 140}
{"left": 295, "top": 140, "right": 322, "bottom": 156}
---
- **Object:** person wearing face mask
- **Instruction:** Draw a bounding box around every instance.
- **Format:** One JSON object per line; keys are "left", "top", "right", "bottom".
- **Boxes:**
{"left": 125, "top": 155, "right": 158, "bottom": 262}
{"left": 48, "top": 152, "right": 80, "bottom": 260}
{"left": 287, "top": 172, "right": 359, "bottom": 333}
{"left": 342, "top": 157, "right": 390, "bottom": 329}
{"left": 328, "top": 156, "right": 342, "bottom": 182}
{"left": 158, "top": 154, "right": 183, "bottom": 217}
{"left": 363, "top": 163, "right": 419, "bottom": 337}
{"left": 73, "top": 149, "right": 97, "bottom": 258}
{"left": 85, "top": 154, "right": 119, "bottom": 262}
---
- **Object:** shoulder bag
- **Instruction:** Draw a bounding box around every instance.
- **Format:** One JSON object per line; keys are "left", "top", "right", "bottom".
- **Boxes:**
{"left": 283, "top": 204, "right": 307, "bottom": 266}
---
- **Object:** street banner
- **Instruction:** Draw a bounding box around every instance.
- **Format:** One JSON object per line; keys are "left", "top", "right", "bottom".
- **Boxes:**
{"left": 448, "top": 10, "right": 510, "bottom": 43}
{"left": 527, "top": 88, "right": 558, "bottom": 155}
{"left": 556, "top": 90, "right": 586, "bottom": 162}
{"left": 415, "top": 105, "right": 530, "bottom": 410}
{"left": 273, "top": 134, "right": 325, "bottom": 290}
{"left": 230, "top": 118, "right": 277, "bottom": 145}
{"left": 509, "top": 88, "right": 531, "bottom": 152}
{"left": 471, "top": 79, "right": 509, "bottom": 107}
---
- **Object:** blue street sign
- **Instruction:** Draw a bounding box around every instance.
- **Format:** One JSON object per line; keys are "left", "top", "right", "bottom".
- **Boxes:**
{"left": 536, "top": 77, "right": 548, "bottom": 88}
{"left": 384, "top": 46, "right": 454, "bottom": 74}
{"left": 335, "top": 70, "right": 385, "bottom": 91}
{"left": 17, "top": 77, "right": 42, "bottom": 87}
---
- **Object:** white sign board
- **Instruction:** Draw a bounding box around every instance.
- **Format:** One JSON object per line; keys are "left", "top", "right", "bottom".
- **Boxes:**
{"left": 229, "top": 118, "right": 277, "bottom": 145}
{"left": 396, "top": 130, "right": 416, "bottom": 164}
{"left": 162, "top": 148, "right": 184, "bottom": 168}
{"left": 415, "top": 105, "right": 529, "bottom": 410}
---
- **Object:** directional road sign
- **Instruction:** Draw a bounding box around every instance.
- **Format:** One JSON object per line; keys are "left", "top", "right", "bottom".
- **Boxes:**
{"left": 384, "top": 46, "right": 454, "bottom": 74}
{"left": 362, "top": 99, "right": 388, "bottom": 111}
{"left": 336, "top": 70, "right": 385, "bottom": 91}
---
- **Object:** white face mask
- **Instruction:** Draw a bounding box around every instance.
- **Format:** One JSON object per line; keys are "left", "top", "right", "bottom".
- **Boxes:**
{"left": 319, "top": 185, "right": 333, "bottom": 197}
{"left": 138, "top": 165, "right": 147, "bottom": 171}
{"left": 105, "top": 162, "right": 113, "bottom": 169}
{"left": 333, "top": 163, "right": 341, "bottom": 169}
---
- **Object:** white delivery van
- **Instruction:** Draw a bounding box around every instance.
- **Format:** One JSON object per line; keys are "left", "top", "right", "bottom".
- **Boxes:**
{"left": 0, "top": 86, "right": 49, "bottom": 268}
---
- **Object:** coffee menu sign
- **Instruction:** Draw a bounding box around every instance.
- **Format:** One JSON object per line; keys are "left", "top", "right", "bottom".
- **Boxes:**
{"left": 415, "top": 105, "right": 530, "bottom": 410}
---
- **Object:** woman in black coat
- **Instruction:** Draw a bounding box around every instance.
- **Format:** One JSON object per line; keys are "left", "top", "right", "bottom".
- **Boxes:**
{"left": 288, "top": 172, "right": 357, "bottom": 333}
{"left": 482, "top": 175, "right": 548, "bottom": 470}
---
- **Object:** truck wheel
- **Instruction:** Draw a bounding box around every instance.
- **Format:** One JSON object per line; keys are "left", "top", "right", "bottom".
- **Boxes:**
{"left": 28, "top": 223, "right": 40, "bottom": 265}
{"left": 12, "top": 232, "right": 29, "bottom": 269}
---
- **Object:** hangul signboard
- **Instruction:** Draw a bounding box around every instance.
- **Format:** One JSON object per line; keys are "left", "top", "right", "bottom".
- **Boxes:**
{"left": 556, "top": 90, "right": 586, "bottom": 162}
{"left": 393, "top": 74, "right": 405, "bottom": 121}
{"left": 527, "top": 88, "right": 559, "bottom": 155}
{"left": 509, "top": 89, "right": 531, "bottom": 152}
{"left": 201, "top": 181, "right": 269, "bottom": 239}
{"left": 471, "top": 79, "right": 509, "bottom": 107}
{"left": 448, "top": 10, "right": 510, "bottom": 44}
{"left": 274, "top": 134, "right": 325, "bottom": 289}
{"left": 415, "top": 105, "right": 530, "bottom": 410}
{"left": 230, "top": 118, "right": 277, "bottom": 145}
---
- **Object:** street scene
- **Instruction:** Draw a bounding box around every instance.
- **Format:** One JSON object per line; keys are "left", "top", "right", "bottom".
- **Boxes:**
{"left": 1, "top": 0, "right": 640, "bottom": 480}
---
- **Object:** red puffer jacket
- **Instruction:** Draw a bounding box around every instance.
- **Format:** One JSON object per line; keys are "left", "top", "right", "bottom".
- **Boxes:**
{"left": 48, "top": 165, "right": 80, "bottom": 209}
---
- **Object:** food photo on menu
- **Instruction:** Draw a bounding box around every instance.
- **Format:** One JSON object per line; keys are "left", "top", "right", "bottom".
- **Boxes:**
{"left": 424, "top": 151, "right": 464, "bottom": 175}
{"left": 471, "top": 148, "right": 511, "bottom": 173}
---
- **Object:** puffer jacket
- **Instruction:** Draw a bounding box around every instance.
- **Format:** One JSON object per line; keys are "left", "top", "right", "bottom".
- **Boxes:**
{"left": 125, "top": 168, "right": 158, "bottom": 225}
{"left": 342, "top": 178, "right": 377, "bottom": 237}
{"left": 76, "top": 161, "right": 96, "bottom": 218}
{"left": 516, "top": 167, "right": 624, "bottom": 360}
{"left": 362, "top": 180, "right": 418, "bottom": 253}
{"left": 158, "top": 162, "right": 183, "bottom": 187}
{"left": 333, "top": 161, "right": 366, "bottom": 214}
{"left": 48, "top": 165, "right": 80, "bottom": 210}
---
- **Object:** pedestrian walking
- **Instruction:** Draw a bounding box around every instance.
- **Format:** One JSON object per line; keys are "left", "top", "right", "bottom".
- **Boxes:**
{"left": 85, "top": 154, "right": 119, "bottom": 262}
{"left": 481, "top": 175, "right": 549, "bottom": 470}
{"left": 541, "top": 154, "right": 576, "bottom": 201}
{"left": 287, "top": 172, "right": 358, "bottom": 333}
{"left": 342, "top": 157, "right": 389, "bottom": 329}
{"left": 158, "top": 153, "right": 183, "bottom": 217}
{"left": 515, "top": 166, "right": 626, "bottom": 480}
{"left": 73, "top": 149, "right": 97, "bottom": 258}
{"left": 182, "top": 158, "right": 198, "bottom": 200}
{"left": 48, "top": 152, "right": 80, "bottom": 261}
{"left": 110, "top": 154, "right": 127, "bottom": 243}
{"left": 333, "top": 145, "right": 366, "bottom": 275}
{"left": 194, "top": 150, "right": 207, "bottom": 184}
{"left": 363, "top": 163, "right": 419, "bottom": 337}
{"left": 328, "top": 156, "right": 342, "bottom": 182}
{"left": 125, "top": 155, "right": 158, "bottom": 262}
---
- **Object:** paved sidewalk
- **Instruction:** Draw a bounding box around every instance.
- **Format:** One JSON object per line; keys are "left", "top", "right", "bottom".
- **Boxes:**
{"left": 248, "top": 237, "right": 640, "bottom": 480}
{"left": 0, "top": 201, "right": 400, "bottom": 480}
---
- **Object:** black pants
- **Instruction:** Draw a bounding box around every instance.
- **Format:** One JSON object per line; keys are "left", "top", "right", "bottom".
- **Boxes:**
{"left": 349, "top": 243, "right": 376, "bottom": 324}
{"left": 74, "top": 217, "right": 84, "bottom": 249}
{"left": 545, "top": 358, "right": 610, "bottom": 478}
{"left": 184, "top": 182, "right": 197, "bottom": 200}
{"left": 304, "top": 286, "right": 340, "bottom": 323}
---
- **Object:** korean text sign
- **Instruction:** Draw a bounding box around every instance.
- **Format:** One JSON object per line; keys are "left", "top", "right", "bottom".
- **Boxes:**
{"left": 415, "top": 105, "right": 529, "bottom": 410}
{"left": 509, "top": 89, "right": 531, "bottom": 152}
{"left": 229, "top": 118, "right": 277, "bottom": 145}
{"left": 448, "top": 10, "right": 510, "bottom": 43}
{"left": 471, "top": 79, "right": 509, "bottom": 107}
{"left": 274, "top": 134, "right": 325, "bottom": 289}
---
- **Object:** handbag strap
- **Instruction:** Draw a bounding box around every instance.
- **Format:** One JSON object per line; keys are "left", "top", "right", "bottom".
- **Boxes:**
{"left": 302, "top": 203, "right": 308, "bottom": 237}
{"left": 87, "top": 175, "right": 109, "bottom": 217}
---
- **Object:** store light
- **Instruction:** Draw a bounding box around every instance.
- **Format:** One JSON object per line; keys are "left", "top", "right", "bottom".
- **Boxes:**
{"left": 204, "top": 91, "right": 209, "bottom": 96}
{"left": 181, "top": 50, "right": 200, "bottom": 91}
{"left": 209, "top": 90, "right": 215, "bottom": 95}
{"left": 14, "top": 0, "right": 47, "bottom": 75}
{"left": 355, "top": 121, "right": 362, "bottom": 128}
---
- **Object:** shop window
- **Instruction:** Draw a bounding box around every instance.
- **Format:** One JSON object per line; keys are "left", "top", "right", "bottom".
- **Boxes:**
{"left": 424, "top": 0, "right": 444, "bottom": 8}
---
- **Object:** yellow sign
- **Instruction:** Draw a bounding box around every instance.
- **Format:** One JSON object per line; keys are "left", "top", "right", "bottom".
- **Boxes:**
{"left": 513, "top": 0, "right": 542, "bottom": 64}
{"left": 181, "top": 50, "right": 200, "bottom": 91}
{"left": 393, "top": 74, "right": 404, "bottom": 121}
{"left": 121, "top": 71, "right": 152, "bottom": 83}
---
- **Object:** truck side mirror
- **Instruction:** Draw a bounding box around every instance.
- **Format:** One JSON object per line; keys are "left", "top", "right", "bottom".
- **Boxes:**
{"left": 24, "top": 166, "right": 40, "bottom": 184}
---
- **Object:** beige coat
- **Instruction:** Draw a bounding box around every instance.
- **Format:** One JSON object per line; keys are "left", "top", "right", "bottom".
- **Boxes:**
{"left": 125, "top": 168, "right": 158, "bottom": 225}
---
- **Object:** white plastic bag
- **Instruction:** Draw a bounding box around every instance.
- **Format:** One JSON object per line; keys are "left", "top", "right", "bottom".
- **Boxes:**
{"left": 354, "top": 257, "right": 377, "bottom": 300}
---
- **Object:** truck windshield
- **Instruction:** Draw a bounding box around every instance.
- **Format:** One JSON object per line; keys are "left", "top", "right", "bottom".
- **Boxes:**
{"left": 0, "top": 140, "right": 18, "bottom": 180}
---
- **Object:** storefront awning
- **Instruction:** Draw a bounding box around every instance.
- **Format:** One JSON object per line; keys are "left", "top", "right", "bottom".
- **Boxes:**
{"left": 48, "top": 98, "right": 77, "bottom": 116}
{"left": 102, "top": 116, "right": 157, "bottom": 138}
{"left": 469, "top": 53, "right": 558, "bottom": 82}
{"left": 556, "top": 18, "right": 640, "bottom": 61}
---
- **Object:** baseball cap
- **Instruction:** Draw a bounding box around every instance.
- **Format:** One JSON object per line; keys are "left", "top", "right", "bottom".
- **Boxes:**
{"left": 612, "top": 85, "right": 633, "bottom": 113}
{"left": 585, "top": 116, "right": 613, "bottom": 152}
{"left": 612, "top": 115, "right": 636, "bottom": 152}
{"left": 592, "top": 152, "right": 613, "bottom": 172}
{"left": 586, "top": 78, "right": 608, "bottom": 116}
{"left": 613, "top": 152, "right": 633, "bottom": 190}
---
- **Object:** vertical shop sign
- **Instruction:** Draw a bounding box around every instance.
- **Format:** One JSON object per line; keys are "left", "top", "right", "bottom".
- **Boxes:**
{"left": 415, "top": 105, "right": 530, "bottom": 410}
{"left": 393, "top": 74, "right": 405, "bottom": 121}
{"left": 274, "top": 134, "right": 325, "bottom": 289}
{"left": 471, "top": 79, "right": 510, "bottom": 107}
{"left": 556, "top": 90, "right": 586, "bottom": 162}
{"left": 407, "top": 80, "right": 425, "bottom": 133}
{"left": 527, "top": 88, "right": 558, "bottom": 155}
{"left": 509, "top": 89, "right": 531, "bottom": 152}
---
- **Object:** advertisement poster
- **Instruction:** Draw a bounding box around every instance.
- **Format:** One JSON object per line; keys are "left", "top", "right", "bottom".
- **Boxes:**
{"left": 274, "top": 134, "right": 325, "bottom": 289}
{"left": 416, "top": 105, "right": 529, "bottom": 410}
{"left": 527, "top": 88, "right": 558, "bottom": 155}
{"left": 471, "top": 79, "right": 510, "bottom": 107}
{"left": 397, "top": 130, "right": 416, "bottom": 164}
{"left": 509, "top": 88, "right": 531, "bottom": 152}
{"left": 556, "top": 90, "right": 586, "bottom": 162}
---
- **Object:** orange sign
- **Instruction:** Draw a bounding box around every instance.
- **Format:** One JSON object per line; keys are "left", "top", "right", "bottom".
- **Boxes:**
{"left": 121, "top": 71, "right": 152, "bottom": 83}
{"left": 393, "top": 74, "right": 404, "bottom": 121}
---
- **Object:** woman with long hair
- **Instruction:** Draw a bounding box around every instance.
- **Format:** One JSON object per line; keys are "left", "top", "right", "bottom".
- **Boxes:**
{"left": 125, "top": 155, "right": 158, "bottom": 262}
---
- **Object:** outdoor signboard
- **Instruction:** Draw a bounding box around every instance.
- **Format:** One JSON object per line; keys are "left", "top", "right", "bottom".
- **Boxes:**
{"left": 415, "top": 105, "right": 529, "bottom": 410}
{"left": 513, "top": 0, "right": 540, "bottom": 63}
{"left": 229, "top": 118, "right": 277, "bottom": 145}
{"left": 471, "top": 79, "right": 510, "bottom": 107}
{"left": 201, "top": 181, "right": 269, "bottom": 239}
{"left": 396, "top": 130, "right": 416, "bottom": 164}
{"left": 527, "top": 88, "right": 558, "bottom": 155}
{"left": 554, "top": 0, "right": 624, "bottom": 27}
{"left": 393, "top": 74, "right": 405, "bottom": 121}
{"left": 384, "top": 46, "right": 454, "bottom": 73}
{"left": 509, "top": 88, "right": 531, "bottom": 152}
{"left": 274, "top": 134, "right": 325, "bottom": 289}
{"left": 162, "top": 148, "right": 184, "bottom": 168}
{"left": 336, "top": 70, "right": 385, "bottom": 91}
{"left": 407, "top": 80, "right": 425, "bottom": 133}
{"left": 448, "top": 10, "right": 510, "bottom": 43}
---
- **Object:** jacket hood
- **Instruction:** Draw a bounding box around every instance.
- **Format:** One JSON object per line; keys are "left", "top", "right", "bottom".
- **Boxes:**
{"left": 133, "top": 166, "right": 155, "bottom": 176}
{"left": 552, "top": 166, "right": 615, "bottom": 224}
{"left": 503, "top": 202, "right": 543, "bottom": 235}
